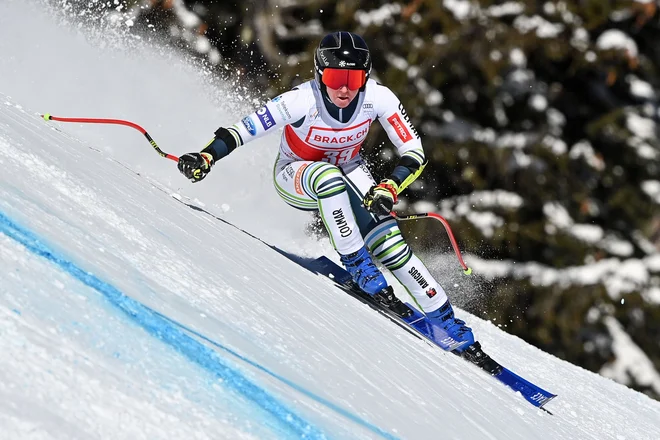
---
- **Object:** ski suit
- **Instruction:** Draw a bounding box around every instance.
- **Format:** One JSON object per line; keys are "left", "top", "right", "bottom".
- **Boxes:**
{"left": 211, "top": 79, "right": 448, "bottom": 313}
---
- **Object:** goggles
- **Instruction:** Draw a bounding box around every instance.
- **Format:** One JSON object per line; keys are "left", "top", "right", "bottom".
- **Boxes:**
{"left": 321, "top": 68, "right": 367, "bottom": 90}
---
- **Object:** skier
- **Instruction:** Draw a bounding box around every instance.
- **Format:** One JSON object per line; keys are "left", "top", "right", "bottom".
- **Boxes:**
{"left": 178, "top": 31, "right": 476, "bottom": 352}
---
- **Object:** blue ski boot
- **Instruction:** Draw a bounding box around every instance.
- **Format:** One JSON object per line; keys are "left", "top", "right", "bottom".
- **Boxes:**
{"left": 427, "top": 300, "right": 475, "bottom": 352}
{"left": 339, "top": 245, "right": 388, "bottom": 296}
{"left": 340, "top": 245, "right": 413, "bottom": 318}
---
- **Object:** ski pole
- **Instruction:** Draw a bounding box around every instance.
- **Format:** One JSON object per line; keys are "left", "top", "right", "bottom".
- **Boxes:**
{"left": 41, "top": 114, "right": 179, "bottom": 162}
{"left": 391, "top": 211, "right": 472, "bottom": 275}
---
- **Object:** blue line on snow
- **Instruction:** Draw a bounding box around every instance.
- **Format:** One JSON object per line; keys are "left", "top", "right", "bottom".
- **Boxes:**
{"left": 153, "top": 310, "right": 399, "bottom": 440}
{"left": 0, "top": 211, "right": 323, "bottom": 439}
{"left": 0, "top": 210, "right": 399, "bottom": 440}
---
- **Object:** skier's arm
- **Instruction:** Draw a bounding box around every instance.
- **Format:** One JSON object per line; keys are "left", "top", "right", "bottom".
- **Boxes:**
{"left": 203, "top": 89, "right": 307, "bottom": 161}
{"left": 178, "top": 89, "right": 307, "bottom": 182}
{"left": 364, "top": 84, "right": 427, "bottom": 215}
{"left": 375, "top": 84, "right": 427, "bottom": 193}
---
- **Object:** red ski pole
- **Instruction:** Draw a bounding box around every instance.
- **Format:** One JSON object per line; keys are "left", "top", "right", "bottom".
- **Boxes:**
{"left": 391, "top": 211, "right": 472, "bottom": 275}
{"left": 41, "top": 114, "right": 179, "bottom": 162}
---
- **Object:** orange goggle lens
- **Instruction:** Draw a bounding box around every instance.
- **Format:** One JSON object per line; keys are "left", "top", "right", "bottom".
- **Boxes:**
{"left": 321, "top": 68, "right": 366, "bottom": 90}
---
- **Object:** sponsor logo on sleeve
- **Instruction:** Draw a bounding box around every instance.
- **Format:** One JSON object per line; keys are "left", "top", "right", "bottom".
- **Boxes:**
{"left": 398, "top": 103, "right": 420, "bottom": 139}
{"left": 256, "top": 106, "right": 275, "bottom": 130}
{"left": 275, "top": 101, "right": 291, "bottom": 120}
{"left": 387, "top": 113, "right": 412, "bottom": 143}
{"left": 241, "top": 116, "right": 257, "bottom": 136}
{"left": 268, "top": 95, "right": 291, "bottom": 120}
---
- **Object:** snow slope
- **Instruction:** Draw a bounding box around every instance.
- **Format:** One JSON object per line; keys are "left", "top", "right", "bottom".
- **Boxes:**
{"left": 2, "top": 1, "right": 660, "bottom": 439}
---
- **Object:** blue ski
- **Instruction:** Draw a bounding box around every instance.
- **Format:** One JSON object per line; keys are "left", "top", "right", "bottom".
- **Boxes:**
{"left": 310, "top": 256, "right": 557, "bottom": 411}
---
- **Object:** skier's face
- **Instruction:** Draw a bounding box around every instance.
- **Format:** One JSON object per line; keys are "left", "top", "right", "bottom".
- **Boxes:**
{"left": 326, "top": 85, "right": 359, "bottom": 108}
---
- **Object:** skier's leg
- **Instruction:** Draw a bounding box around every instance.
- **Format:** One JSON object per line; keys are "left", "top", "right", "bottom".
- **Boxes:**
{"left": 342, "top": 159, "right": 474, "bottom": 350}
{"left": 273, "top": 157, "right": 388, "bottom": 296}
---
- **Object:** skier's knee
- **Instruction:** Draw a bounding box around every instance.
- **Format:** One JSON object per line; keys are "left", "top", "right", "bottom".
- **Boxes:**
{"left": 365, "top": 219, "right": 410, "bottom": 269}
{"left": 307, "top": 162, "right": 346, "bottom": 198}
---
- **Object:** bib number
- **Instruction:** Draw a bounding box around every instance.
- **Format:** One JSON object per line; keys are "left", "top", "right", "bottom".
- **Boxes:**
{"left": 322, "top": 147, "right": 357, "bottom": 165}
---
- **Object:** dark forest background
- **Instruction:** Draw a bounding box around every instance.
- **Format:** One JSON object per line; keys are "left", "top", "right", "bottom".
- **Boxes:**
{"left": 70, "top": 0, "right": 660, "bottom": 400}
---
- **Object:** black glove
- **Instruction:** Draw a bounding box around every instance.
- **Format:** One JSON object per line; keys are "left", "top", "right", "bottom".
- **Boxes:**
{"left": 364, "top": 179, "right": 399, "bottom": 216}
{"left": 178, "top": 152, "right": 214, "bottom": 182}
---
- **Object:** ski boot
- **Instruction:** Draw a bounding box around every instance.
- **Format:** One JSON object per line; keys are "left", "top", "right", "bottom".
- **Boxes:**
{"left": 339, "top": 245, "right": 388, "bottom": 295}
{"left": 340, "top": 245, "right": 413, "bottom": 318}
{"left": 427, "top": 300, "right": 475, "bottom": 352}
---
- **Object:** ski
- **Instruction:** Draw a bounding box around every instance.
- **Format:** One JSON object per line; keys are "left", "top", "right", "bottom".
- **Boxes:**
{"left": 310, "top": 256, "right": 557, "bottom": 411}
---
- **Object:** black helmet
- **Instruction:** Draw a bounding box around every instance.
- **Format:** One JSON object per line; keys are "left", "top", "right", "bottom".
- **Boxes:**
{"left": 314, "top": 31, "right": 371, "bottom": 88}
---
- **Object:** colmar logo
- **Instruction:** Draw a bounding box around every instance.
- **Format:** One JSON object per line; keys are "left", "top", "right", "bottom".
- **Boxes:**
{"left": 387, "top": 113, "right": 412, "bottom": 143}
{"left": 332, "top": 209, "right": 352, "bottom": 238}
